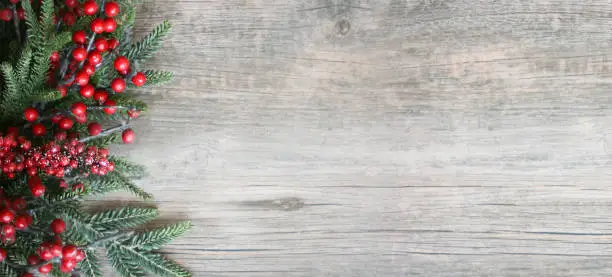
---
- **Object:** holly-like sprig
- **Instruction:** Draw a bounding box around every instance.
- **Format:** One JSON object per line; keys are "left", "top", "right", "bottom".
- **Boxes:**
{"left": 0, "top": 0, "right": 190, "bottom": 276}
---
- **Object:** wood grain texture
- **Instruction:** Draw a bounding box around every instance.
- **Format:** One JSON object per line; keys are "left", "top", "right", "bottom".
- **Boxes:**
{"left": 111, "top": 0, "right": 612, "bottom": 276}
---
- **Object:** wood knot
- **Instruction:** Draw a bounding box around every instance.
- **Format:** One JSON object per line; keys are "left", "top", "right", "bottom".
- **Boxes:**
{"left": 336, "top": 19, "right": 351, "bottom": 36}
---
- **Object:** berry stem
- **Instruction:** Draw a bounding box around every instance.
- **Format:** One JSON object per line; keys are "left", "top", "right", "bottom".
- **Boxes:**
{"left": 79, "top": 122, "right": 130, "bottom": 143}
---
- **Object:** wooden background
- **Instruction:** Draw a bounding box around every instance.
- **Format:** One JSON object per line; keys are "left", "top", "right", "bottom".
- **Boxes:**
{"left": 113, "top": 0, "right": 612, "bottom": 276}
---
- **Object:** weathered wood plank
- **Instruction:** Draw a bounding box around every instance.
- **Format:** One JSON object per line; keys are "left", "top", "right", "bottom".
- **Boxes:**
{"left": 112, "top": 0, "right": 612, "bottom": 276}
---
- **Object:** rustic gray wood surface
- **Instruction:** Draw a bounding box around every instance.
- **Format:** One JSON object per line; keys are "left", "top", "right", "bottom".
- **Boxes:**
{"left": 113, "top": 0, "right": 612, "bottom": 276}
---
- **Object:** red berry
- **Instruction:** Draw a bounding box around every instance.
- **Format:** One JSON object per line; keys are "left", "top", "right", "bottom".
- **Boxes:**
{"left": 103, "top": 100, "right": 117, "bottom": 114}
{"left": 75, "top": 71, "right": 90, "bottom": 86}
{"left": 71, "top": 102, "right": 87, "bottom": 116}
{"left": 79, "top": 84, "right": 94, "bottom": 98}
{"left": 50, "top": 51, "right": 60, "bottom": 63}
{"left": 72, "top": 47, "right": 87, "bottom": 62}
{"left": 93, "top": 90, "right": 108, "bottom": 102}
{"left": 30, "top": 183, "right": 46, "bottom": 197}
{"left": 58, "top": 117, "right": 74, "bottom": 130}
{"left": 22, "top": 273, "right": 34, "bottom": 277}
{"left": 62, "top": 245, "right": 78, "bottom": 258}
{"left": 75, "top": 249, "right": 85, "bottom": 261}
{"left": 39, "top": 248, "right": 54, "bottom": 261}
{"left": 60, "top": 258, "right": 77, "bottom": 272}
{"left": 94, "top": 38, "right": 108, "bottom": 52}
{"left": 87, "top": 122, "right": 102, "bottom": 135}
{"left": 103, "top": 17, "right": 116, "bottom": 33}
{"left": 16, "top": 8, "right": 24, "bottom": 20}
{"left": 107, "top": 38, "right": 119, "bottom": 50}
{"left": 90, "top": 18, "right": 104, "bottom": 34}
{"left": 122, "top": 128, "right": 135, "bottom": 144}
{"left": 65, "top": 0, "right": 77, "bottom": 8}
{"left": 9, "top": 0, "right": 19, "bottom": 4}
{"left": 111, "top": 78, "right": 126, "bottom": 92}
{"left": 0, "top": 9, "right": 12, "bottom": 22}
{"left": 14, "top": 214, "right": 31, "bottom": 230}
{"left": 38, "top": 263, "right": 52, "bottom": 274}
{"left": 31, "top": 123, "right": 46, "bottom": 136}
{"left": 57, "top": 85, "right": 68, "bottom": 97}
{"left": 87, "top": 50, "right": 102, "bottom": 65}
{"left": 51, "top": 218, "right": 66, "bottom": 234}
{"left": 0, "top": 248, "right": 5, "bottom": 262}
{"left": 82, "top": 63, "right": 96, "bottom": 75}
{"left": 127, "top": 109, "right": 140, "bottom": 118}
{"left": 72, "top": 30, "right": 87, "bottom": 44}
{"left": 131, "top": 72, "right": 147, "bottom": 87}
{"left": 50, "top": 243, "right": 62, "bottom": 257}
{"left": 104, "top": 1, "right": 120, "bottom": 17}
{"left": 23, "top": 107, "right": 38, "bottom": 122}
{"left": 82, "top": 0, "right": 98, "bottom": 15}
{"left": 114, "top": 56, "right": 129, "bottom": 72}
{"left": 0, "top": 210, "right": 14, "bottom": 224}
{"left": 2, "top": 224, "right": 15, "bottom": 236}
{"left": 62, "top": 11, "right": 76, "bottom": 26}
{"left": 12, "top": 198, "right": 27, "bottom": 210}
{"left": 28, "top": 254, "right": 41, "bottom": 265}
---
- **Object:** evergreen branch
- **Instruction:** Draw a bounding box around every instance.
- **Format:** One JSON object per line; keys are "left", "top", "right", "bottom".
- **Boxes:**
{"left": 79, "top": 250, "right": 102, "bottom": 277}
{"left": 88, "top": 207, "right": 158, "bottom": 232}
{"left": 107, "top": 245, "right": 147, "bottom": 277}
{"left": 109, "top": 156, "right": 147, "bottom": 179}
{"left": 142, "top": 70, "right": 174, "bottom": 87}
{"left": 0, "top": 62, "right": 19, "bottom": 119}
{"left": 15, "top": 45, "right": 32, "bottom": 88}
{"left": 108, "top": 243, "right": 191, "bottom": 277}
{"left": 122, "top": 20, "right": 172, "bottom": 63}
{"left": 125, "top": 221, "right": 191, "bottom": 251}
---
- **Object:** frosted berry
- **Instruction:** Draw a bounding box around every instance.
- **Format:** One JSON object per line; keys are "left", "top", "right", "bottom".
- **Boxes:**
{"left": 0, "top": 9, "right": 12, "bottom": 22}
{"left": 2, "top": 224, "right": 15, "bottom": 236}
{"left": 62, "top": 11, "right": 76, "bottom": 26}
{"left": 72, "top": 47, "right": 87, "bottom": 62}
{"left": 50, "top": 243, "right": 62, "bottom": 257}
{"left": 24, "top": 107, "right": 38, "bottom": 122}
{"left": 94, "top": 37, "right": 108, "bottom": 52}
{"left": 104, "top": 1, "right": 120, "bottom": 17}
{"left": 62, "top": 245, "right": 78, "bottom": 258}
{"left": 87, "top": 50, "right": 102, "bottom": 65}
{"left": 82, "top": 0, "right": 98, "bottom": 15}
{"left": 114, "top": 56, "right": 129, "bottom": 72}
{"left": 122, "top": 128, "right": 135, "bottom": 144}
{"left": 58, "top": 85, "right": 68, "bottom": 97}
{"left": 39, "top": 248, "right": 54, "bottom": 261}
{"left": 65, "top": 0, "right": 77, "bottom": 8}
{"left": 16, "top": 8, "right": 24, "bottom": 20}
{"left": 107, "top": 38, "right": 119, "bottom": 50}
{"left": 72, "top": 30, "right": 87, "bottom": 44}
{"left": 131, "top": 72, "right": 147, "bottom": 87}
{"left": 111, "top": 78, "right": 126, "bottom": 92}
{"left": 103, "top": 100, "right": 117, "bottom": 114}
{"left": 38, "top": 263, "right": 53, "bottom": 274}
{"left": 51, "top": 218, "right": 66, "bottom": 234}
{"left": 27, "top": 254, "right": 41, "bottom": 265}
{"left": 60, "top": 258, "right": 77, "bottom": 272}
{"left": 127, "top": 109, "right": 140, "bottom": 118}
{"left": 0, "top": 209, "right": 14, "bottom": 224}
{"left": 31, "top": 123, "right": 46, "bottom": 136}
{"left": 50, "top": 51, "right": 60, "bottom": 63}
{"left": 93, "top": 90, "right": 108, "bottom": 103}
{"left": 0, "top": 248, "right": 5, "bottom": 262}
{"left": 59, "top": 117, "right": 74, "bottom": 130}
{"left": 71, "top": 102, "right": 87, "bottom": 116}
{"left": 103, "top": 17, "right": 117, "bottom": 33}
{"left": 14, "top": 214, "right": 31, "bottom": 230}
{"left": 12, "top": 198, "right": 27, "bottom": 210}
{"left": 82, "top": 63, "right": 96, "bottom": 75}
{"left": 88, "top": 122, "right": 102, "bottom": 135}
{"left": 80, "top": 84, "right": 94, "bottom": 98}
{"left": 90, "top": 18, "right": 104, "bottom": 34}
{"left": 30, "top": 183, "right": 45, "bottom": 197}
{"left": 74, "top": 70, "right": 89, "bottom": 86}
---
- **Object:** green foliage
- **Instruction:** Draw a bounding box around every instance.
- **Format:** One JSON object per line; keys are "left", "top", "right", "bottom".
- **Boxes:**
{"left": 122, "top": 20, "right": 172, "bottom": 64}
{"left": 0, "top": 0, "right": 187, "bottom": 276}
{"left": 88, "top": 207, "right": 158, "bottom": 233}
{"left": 126, "top": 221, "right": 192, "bottom": 251}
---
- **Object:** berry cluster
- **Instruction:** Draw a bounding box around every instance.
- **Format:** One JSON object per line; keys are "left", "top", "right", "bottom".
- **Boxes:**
{"left": 0, "top": 0, "right": 25, "bottom": 22}
{"left": 0, "top": 129, "right": 115, "bottom": 196}
{"left": 25, "top": 239, "right": 85, "bottom": 274}
{"left": 0, "top": 191, "right": 30, "bottom": 244}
